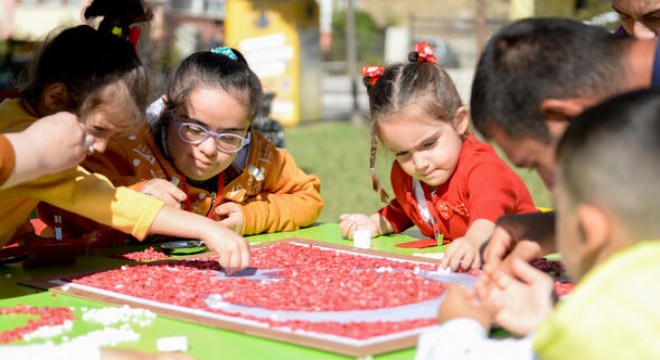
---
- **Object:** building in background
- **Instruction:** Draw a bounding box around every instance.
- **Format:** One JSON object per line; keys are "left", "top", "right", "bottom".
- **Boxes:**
{"left": 226, "top": 0, "right": 321, "bottom": 126}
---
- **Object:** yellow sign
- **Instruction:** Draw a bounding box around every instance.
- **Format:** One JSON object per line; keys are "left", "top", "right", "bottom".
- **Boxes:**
{"left": 226, "top": 0, "right": 321, "bottom": 126}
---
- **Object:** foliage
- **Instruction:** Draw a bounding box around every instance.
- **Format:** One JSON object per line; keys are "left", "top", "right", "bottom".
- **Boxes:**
{"left": 328, "top": 10, "right": 384, "bottom": 69}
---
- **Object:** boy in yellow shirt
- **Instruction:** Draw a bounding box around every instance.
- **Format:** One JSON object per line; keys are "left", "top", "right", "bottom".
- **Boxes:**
{"left": 416, "top": 89, "right": 660, "bottom": 359}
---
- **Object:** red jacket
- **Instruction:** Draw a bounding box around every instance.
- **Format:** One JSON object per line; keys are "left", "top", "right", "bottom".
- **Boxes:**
{"left": 379, "top": 133, "right": 538, "bottom": 241}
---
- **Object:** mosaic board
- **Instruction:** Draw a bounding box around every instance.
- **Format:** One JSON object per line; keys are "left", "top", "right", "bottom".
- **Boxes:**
{"left": 27, "top": 239, "right": 480, "bottom": 356}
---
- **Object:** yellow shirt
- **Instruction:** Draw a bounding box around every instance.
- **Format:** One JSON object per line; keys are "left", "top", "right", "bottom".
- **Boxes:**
{"left": 533, "top": 241, "right": 660, "bottom": 359}
{"left": 0, "top": 99, "right": 164, "bottom": 245}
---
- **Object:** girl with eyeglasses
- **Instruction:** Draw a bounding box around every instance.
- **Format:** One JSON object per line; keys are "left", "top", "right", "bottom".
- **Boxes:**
{"left": 38, "top": 48, "right": 323, "bottom": 238}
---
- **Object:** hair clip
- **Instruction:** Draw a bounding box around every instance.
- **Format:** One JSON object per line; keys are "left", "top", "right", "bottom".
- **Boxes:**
{"left": 211, "top": 46, "right": 238, "bottom": 61}
{"left": 361, "top": 65, "right": 386, "bottom": 87}
{"left": 128, "top": 26, "right": 142, "bottom": 52}
{"left": 111, "top": 26, "right": 124, "bottom": 37}
{"left": 411, "top": 42, "right": 437, "bottom": 64}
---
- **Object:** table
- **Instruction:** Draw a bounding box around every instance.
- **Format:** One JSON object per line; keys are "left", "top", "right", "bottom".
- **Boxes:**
{"left": 0, "top": 223, "right": 445, "bottom": 359}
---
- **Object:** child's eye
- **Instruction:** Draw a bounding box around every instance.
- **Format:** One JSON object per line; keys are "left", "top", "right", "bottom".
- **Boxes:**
{"left": 395, "top": 150, "right": 409, "bottom": 157}
{"left": 422, "top": 139, "right": 437, "bottom": 148}
{"left": 87, "top": 126, "right": 106, "bottom": 135}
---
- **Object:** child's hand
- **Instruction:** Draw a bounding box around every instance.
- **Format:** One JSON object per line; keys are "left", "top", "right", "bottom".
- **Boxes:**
{"left": 140, "top": 179, "right": 187, "bottom": 208}
{"left": 441, "top": 219, "right": 494, "bottom": 271}
{"left": 492, "top": 240, "right": 543, "bottom": 276}
{"left": 338, "top": 213, "right": 378, "bottom": 239}
{"left": 438, "top": 283, "right": 495, "bottom": 331}
{"left": 200, "top": 222, "right": 250, "bottom": 274}
{"left": 440, "top": 237, "right": 481, "bottom": 271}
{"left": 479, "top": 258, "right": 555, "bottom": 336}
{"left": 215, "top": 202, "right": 245, "bottom": 234}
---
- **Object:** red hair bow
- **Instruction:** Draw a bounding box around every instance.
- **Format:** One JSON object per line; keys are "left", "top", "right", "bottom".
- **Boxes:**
{"left": 412, "top": 42, "right": 437, "bottom": 64}
{"left": 361, "top": 65, "right": 386, "bottom": 86}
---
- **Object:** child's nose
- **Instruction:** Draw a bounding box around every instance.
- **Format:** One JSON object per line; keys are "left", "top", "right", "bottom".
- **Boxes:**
{"left": 198, "top": 136, "right": 219, "bottom": 156}
{"left": 412, "top": 152, "right": 429, "bottom": 171}
{"left": 90, "top": 137, "right": 109, "bottom": 154}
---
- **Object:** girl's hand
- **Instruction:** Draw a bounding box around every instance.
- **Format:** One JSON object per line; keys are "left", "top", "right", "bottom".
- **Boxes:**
{"left": 479, "top": 258, "right": 555, "bottom": 336}
{"left": 338, "top": 213, "right": 379, "bottom": 239}
{"left": 440, "top": 237, "right": 481, "bottom": 271}
{"left": 215, "top": 202, "right": 244, "bottom": 234}
{"left": 151, "top": 207, "right": 250, "bottom": 274}
{"left": 441, "top": 219, "right": 495, "bottom": 271}
{"left": 200, "top": 222, "right": 250, "bottom": 275}
{"left": 140, "top": 179, "right": 187, "bottom": 208}
{"left": 438, "top": 283, "right": 496, "bottom": 331}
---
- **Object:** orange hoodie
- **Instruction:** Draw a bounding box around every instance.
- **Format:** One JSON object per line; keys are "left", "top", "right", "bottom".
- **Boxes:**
{"left": 38, "top": 124, "right": 323, "bottom": 237}
{"left": 0, "top": 135, "right": 14, "bottom": 187}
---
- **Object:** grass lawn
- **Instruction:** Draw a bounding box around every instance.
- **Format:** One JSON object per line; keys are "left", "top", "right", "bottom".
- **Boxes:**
{"left": 285, "top": 121, "right": 553, "bottom": 224}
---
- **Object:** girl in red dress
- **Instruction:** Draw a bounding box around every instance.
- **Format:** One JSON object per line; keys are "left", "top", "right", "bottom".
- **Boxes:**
{"left": 339, "top": 43, "right": 538, "bottom": 271}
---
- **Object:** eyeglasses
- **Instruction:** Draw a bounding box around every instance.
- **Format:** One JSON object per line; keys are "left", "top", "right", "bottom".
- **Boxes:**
{"left": 172, "top": 113, "right": 250, "bottom": 154}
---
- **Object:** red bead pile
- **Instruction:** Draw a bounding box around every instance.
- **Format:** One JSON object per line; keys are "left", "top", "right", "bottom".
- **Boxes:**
{"left": 112, "top": 247, "right": 168, "bottom": 262}
{"left": 0, "top": 305, "right": 75, "bottom": 344}
{"left": 530, "top": 258, "right": 565, "bottom": 275}
{"left": 71, "top": 242, "right": 446, "bottom": 338}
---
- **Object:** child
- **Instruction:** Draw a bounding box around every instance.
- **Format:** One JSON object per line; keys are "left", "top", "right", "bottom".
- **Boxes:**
{"left": 0, "top": 0, "right": 249, "bottom": 273}
{"left": 416, "top": 88, "right": 660, "bottom": 359}
{"left": 1, "top": 112, "right": 90, "bottom": 189}
{"left": 339, "top": 42, "right": 537, "bottom": 270}
{"left": 38, "top": 47, "right": 323, "bottom": 237}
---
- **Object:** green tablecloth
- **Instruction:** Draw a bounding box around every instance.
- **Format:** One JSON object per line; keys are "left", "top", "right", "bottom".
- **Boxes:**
{"left": 0, "top": 223, "right": 444, "bottom": 359}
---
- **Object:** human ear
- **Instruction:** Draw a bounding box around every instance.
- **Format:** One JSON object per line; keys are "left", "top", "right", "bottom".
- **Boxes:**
{"left": 576, "top": 204, "right": 609, "bottom": 264}
{"left": 452, "top": 106, "right": 469, "bottom": 136}
{"left": 539, "top": 98, "right": 591, "bottom": 120}
{"left": 540, "top": 98, "right": 592, "bottom": 141}
{"left": 42, "top": 83, "right": 70, "bottom": 112}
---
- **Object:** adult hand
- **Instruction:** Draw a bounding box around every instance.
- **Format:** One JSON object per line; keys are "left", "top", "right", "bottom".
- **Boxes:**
{"left": 215, "top": 202, "right": 245, "bottom": 234}
{"left": 32, "top": 112, "right": 88, "bottom": 173}
{"left": 482, "top": 212, "right": 556, "bottom": 272}
{"left": 4, "top": 112, "right": 88, "bottom": 188}
{"left": 338, "top": 213, "right": 379, "bottom": 239}
{"left": 140, "top": 179, "right": 187, "bottom": 208}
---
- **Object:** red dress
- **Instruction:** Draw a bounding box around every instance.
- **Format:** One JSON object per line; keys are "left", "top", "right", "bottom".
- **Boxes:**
{"left": 378, "top": 133, "right": 538, "bottom": 242}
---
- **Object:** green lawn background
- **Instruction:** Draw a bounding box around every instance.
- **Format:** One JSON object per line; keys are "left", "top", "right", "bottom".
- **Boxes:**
{"left": 285, "top": 121, "right": 553, "bottom": 224}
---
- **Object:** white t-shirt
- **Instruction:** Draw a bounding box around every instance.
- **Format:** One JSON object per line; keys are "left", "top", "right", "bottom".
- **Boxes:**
{"left": 415, "top": 319, "right": 537, "bottom": 360}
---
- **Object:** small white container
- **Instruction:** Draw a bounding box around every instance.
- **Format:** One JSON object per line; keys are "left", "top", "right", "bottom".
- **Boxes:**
{"left": 353, "top": 229, "right": 372, "bottom": 249}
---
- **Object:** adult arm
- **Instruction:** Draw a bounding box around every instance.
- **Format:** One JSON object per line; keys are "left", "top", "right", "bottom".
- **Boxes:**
{"left": 482, "top": 212, "right": 557, "bottom": 272}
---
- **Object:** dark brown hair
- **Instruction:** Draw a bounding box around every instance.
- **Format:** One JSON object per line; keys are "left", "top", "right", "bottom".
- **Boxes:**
{"left": 363, "top": 53, "right": 462, "bottom": 202}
